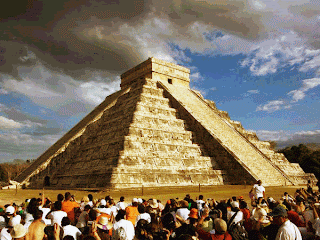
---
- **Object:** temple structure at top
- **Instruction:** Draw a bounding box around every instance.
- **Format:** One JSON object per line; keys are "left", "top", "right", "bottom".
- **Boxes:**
{"left": 15, "top": 58, "right": 316, "bottom": 189}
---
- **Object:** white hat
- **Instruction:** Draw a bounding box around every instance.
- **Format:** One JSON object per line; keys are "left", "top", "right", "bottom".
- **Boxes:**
{"left": 6, "top": 206, "right": 15, "bottom": 215}
{"left": 149, "top": 199, "right": 159, "bottom": 208}
{"left": 10, "top": 224, "right": 27, "bottom": 238}
{"left": 231, "top": 201, "right": 239, "bottom": 208}
{"left": 253, "top": 207, "right": 270, "bottom": 224}
{"left": 138, "top": 198, "right": 143, "bottom": 203}
{"left": 100, "top": 199, "right": 107, "bottom": 206}
{"left": 132, "top": 198, "right": 138, "bottom": 203}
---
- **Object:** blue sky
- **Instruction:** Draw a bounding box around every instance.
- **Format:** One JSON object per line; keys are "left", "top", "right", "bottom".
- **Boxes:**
{"left": 1, "top": 0, "right": 320, "bottom": 162}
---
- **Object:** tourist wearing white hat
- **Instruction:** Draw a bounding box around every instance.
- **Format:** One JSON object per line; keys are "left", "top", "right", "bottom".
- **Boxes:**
{"left": 10, "top": 224, "right": 28, "bottom": 240}
{"left": 6, "top": 206, "right": 21, "bottom": 228}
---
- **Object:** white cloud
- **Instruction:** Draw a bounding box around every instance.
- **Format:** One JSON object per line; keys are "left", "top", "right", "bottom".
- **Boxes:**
{"left": 190, "top": 71, "right": 204, "bottom": 82}
{"left": 77, "top": 79, "right": 121, "bottom": 105}
{"left": 288, "top": 78, "right": 320, "bottom": 102}
{"left": 0, "top": 116, "right": 23, "bottom": 129}
{"left": 256, "top": 130, "right": 290, "bottom": 142}
{"left": 256, "top": 100, "right": 285, "bottom": 112}
{"left": 247, "top": 90, "right": 260, "bottom": 94}
{"left": 0, "top": 89, "right": 8, "bottom": 94}
{"left": 256, "top": 129, "right": 320, "bottom": 143}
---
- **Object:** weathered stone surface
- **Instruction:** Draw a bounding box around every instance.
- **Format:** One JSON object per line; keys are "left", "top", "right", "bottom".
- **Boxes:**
{"left": 15, "top": 58, "right": 316, "bottom": 189}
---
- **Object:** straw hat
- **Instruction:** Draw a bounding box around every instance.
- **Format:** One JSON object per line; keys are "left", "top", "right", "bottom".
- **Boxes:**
{"left": 97, "top": 216, "right": 110, "bottom": 230}
{"left": 10, "top": 224, "right": 27, "bottom": 238}
{"left": 149, "top": 199, "right": 159, "bottom": 208}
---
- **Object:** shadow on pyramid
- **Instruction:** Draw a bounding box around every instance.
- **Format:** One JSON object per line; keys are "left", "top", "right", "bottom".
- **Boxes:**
{"left": 15, "top": 58, "right": 316, "bottom": 189}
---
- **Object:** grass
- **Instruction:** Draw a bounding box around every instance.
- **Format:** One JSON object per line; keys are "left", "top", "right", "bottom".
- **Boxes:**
{"left": 0, "top": 184, "right": 310, "bottom": 207}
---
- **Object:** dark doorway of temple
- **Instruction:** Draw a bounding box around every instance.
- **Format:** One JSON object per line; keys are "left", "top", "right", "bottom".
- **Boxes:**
{"left": 44, "top": 176, "right": 50, "bottom": 187}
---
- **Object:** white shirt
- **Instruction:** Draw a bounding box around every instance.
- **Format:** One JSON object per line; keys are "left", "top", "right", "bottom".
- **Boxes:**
{"left": 9, "top": 215, "right": 21, "bottom": 227}
{"left": 116, "top": 202, "right": 126, "bottom": 210}
{"left": 176, "top": 208, "right": 190, "bottom": 221}
{"left": 253, "top": 184, "right": 265, "bottom": 199}
{"left": 47, "top": 210, "right": 68, "bottom": 226}
{"left": 39, "top": 206, "right": 52, "bottom": 225}
{"left": 196, "top": 200, "right": 205, "bottom": 211}
{"left": 276, "top": 220, "right": 302, "bottom": 240}
{"left": 0, "top": 228, "right": 12, "bottom": 240}
{"left": 227, "top": 211, "right": 244, "bottom": 224}
{"left": 98, "top": 207, "right": 112, "bottom": 215}
{"left": 63, "top": 225, "right": 82, "bottom": 239}
{"left": 113, "top": 219, "right": 135, "bottom": 240}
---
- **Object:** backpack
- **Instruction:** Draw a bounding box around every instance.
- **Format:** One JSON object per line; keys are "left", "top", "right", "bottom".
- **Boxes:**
{"left": 227, "top": 211, "right": 249, "bottom": 240}
{"left": 113, "top": 226, "right": 127, "bottom": 240}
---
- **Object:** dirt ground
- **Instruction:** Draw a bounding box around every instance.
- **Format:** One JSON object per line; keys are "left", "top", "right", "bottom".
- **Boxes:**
{"left": 0, "top": 184, "right": 311, "bottom": 207}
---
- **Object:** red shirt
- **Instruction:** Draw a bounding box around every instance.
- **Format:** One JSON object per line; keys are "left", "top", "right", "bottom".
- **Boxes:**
{"left": 196, "top": 227, "right": 232, "bottom": 240}
{"left": 288, "top": 210, "right": 306, "bottom": 227}
{"left": 241, "top": 208, "right": 252, "bottom": 231}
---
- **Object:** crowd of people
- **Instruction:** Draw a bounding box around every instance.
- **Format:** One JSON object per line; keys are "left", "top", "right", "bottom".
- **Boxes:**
{"left": 0, "top": 180, "right": 319, "bottom": 240}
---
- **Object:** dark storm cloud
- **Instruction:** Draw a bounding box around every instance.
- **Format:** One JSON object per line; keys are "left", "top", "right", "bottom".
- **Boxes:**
{"left": 1, "top": 0, "right": 320, "bottom": 82}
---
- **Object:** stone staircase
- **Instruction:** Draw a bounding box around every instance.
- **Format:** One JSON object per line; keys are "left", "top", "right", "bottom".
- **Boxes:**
{"left": 25, "top": 77, "right": 227, "bottom": 188}
{"left": 158, "top": 81, "right": 293, "bottom": 186}
{"left": 204, "top": 99, "right": 315, "bottom": 185}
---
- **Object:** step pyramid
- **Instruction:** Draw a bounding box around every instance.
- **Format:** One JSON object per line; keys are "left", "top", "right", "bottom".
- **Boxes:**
{"left": 15, "top": 58, "right": 316, "bottom": 189}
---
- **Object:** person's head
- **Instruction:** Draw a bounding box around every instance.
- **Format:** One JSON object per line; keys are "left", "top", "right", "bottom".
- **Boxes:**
{"left": 120, "top": 196, "right": 125, "bottom": 202}
{"left": 116, "top": 209, "right": 125, "bottom": 221}
{"left": 61, "top": 217, "right": 71, "bottom": 227}
{"left": 88, "top": 209, "right": 98, "bottom": 221}
{"left": 180, "top": 200, "right": 189, "bottom": 208}
{"left": 132, "top": 198, "right": 139, "bottom": 207}
{"left": 268, "top": 205, "right": 288, "bottom": 226}
{"left": 188, "top": 208, "right": 198, "bottom": 221}
{"left": 57, "top": 193, "right": 64, "bottom": 202}
{"left": 84, "top": 205, "right": 91, "bottom": 212}
{"left": 199, "top": 195, "right": 203, "bottom": 200}
{"left": 43, "top": 198, "right": 51, "bottom": 208}
{"left": 26, "top": 198, "right": 37, "bottom": 214}
{"left": 5, "top": 206, "right": 15, "bottom": 216}
{"left": 232, "top": 196, "right": 237, "bottom": 202}
{"left": 10, "top": 224, "right": 27, "bottom": 239}
{"left": 161, "top": 213, "right": 176, "bottom": 231}
{"left": 231, "top": 201, "right": 239, "bottom": 210}
{"left": 138, "top": 204, "right": 146, "bottom": 214}
{"left": 214, "top": 218, "right": 227, "bottom": 234}
{"left": 257, "top": 180, "right": 262, "bottom": 185}
{"left": 88, "top": 194, "right": 93, "bottom": 201}
{"left": 239, "top": 200, "right": 247, "bottom": 209}
{"left": 100, "top": 199, "right": 107, "bottom": 207}
{"left": 54, "top": 201, "right": 62, "bottom": 211}
{"left": 63, "top": 236, "right": 74, "bottom": 240}
{"left": 32, "top": 209, "right": 43, "bottom": 220}
{"left": 65, "top": 192, "right": 72, "bottom": 201}
{"left": 135, "top": 219, "right": 152, "bottom": 240}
